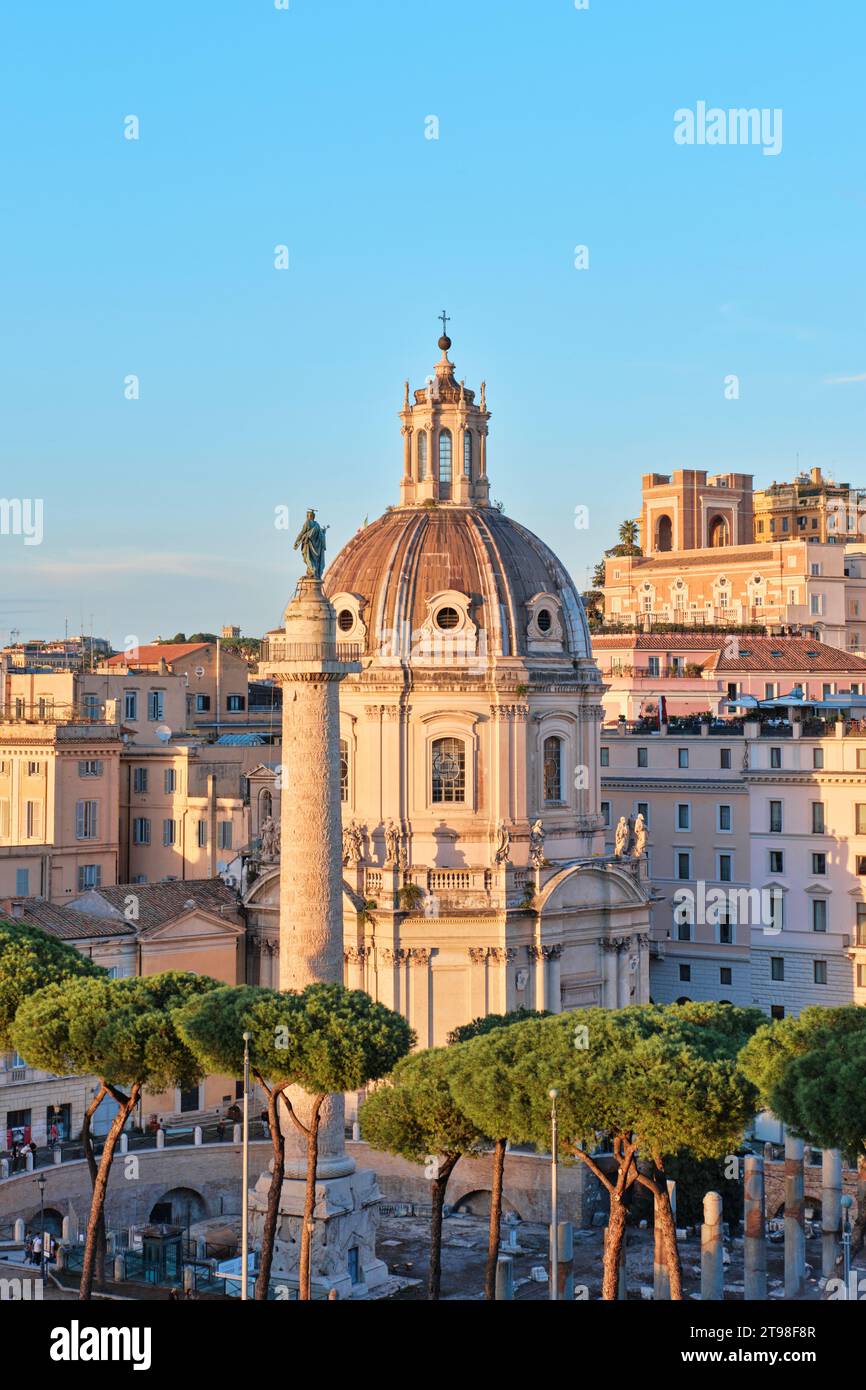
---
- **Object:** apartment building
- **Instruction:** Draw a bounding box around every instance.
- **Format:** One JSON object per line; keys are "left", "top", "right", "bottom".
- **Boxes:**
{"left": 594, "top": 634, "right": 866, "bottom": 721}
{"left": 0, "top": 720, "right": 122, "bottom": 902}
{"left": 120, "top": 741, "right": 255, "bottom": 883}
{"left": 753, "top": 466, "right": 865, "bottom": 544}
{"left": 601, "top": 715, "right": 866, "bottom": 1016}
{"left": 603, "top": 469, "right": 866, "bottom": 651}
{"left": 102, "top": 642, "right": 251, "bottom": 733}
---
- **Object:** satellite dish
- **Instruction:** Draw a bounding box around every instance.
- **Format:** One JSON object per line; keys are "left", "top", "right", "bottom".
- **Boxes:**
{"left": 155, "top": 724, "right": 172, "bottom": 743}
{"left": 194, "top": 665, "right": 205, "bottom": 678}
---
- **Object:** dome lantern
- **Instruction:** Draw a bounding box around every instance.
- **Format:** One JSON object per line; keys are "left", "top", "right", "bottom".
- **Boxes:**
{"left": 398, "top": 317, "right": 491, "bottom": 508}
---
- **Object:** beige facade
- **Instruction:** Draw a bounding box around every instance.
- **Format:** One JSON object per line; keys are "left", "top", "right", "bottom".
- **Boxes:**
{"left": 753, "top": 467, "right": 865, "bottom": 544}
{"left": 0, "top": 721, "right": 121, "bottom": 903}
{"left": 120, "top": 742, "right": 255, "bottom": 884}
{"left": 601, "top": 717, "right": 866, "bottom": 1014}
{"left": 101, "top": 642, "right": 251, "bottom": 732}
{"left": 606, "top": 468, "right": 866, "bottom": 653}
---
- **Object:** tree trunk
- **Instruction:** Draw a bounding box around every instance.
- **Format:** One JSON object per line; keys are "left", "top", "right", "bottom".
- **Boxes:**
{"left": 636, "top": 1158, "right": 683, "bottom": 1301}
{"left": 484, "top": 1138, "right": 507, "bottom": 1300}
{"left": 428, "top": 1153, "right": 459, "bottom": 1301}
{"left": 297, "top": 1095, "right": 324, "bottom": 1301}
{"left": 852, "top": 1151, "right": 866, "bottom": 1256}
{"left": 81, "top": 1084, "right": 108, "bottom": 1288}
{"left": 254, "top": 1080, "right": 288, "bottom": 1300}
{"left": 602, "top": 1192, "right": 628, "bottom": 1300}
{"left": 79, "top": 1082, "right": 140, "bottom": 1301}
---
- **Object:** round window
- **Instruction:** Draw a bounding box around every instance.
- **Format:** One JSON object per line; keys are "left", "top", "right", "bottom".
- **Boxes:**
{"left": 435, "top": 606, "right": 460, "bottom": 631}
{"left": 536, "top": 608, "right": 552, "bottom": 632}
{"left": 337, "top": 609, "right": 354, "bottom": 632}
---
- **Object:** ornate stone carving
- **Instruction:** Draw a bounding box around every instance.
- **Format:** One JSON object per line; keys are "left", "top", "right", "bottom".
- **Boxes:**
{"left": 409, "top": 947, "right": 431, "bottom": 965}
{"left": 468, "top": 947, "right": 487, "bottom": 964}
{"left": 601, "top": 936, "right": 630, "bottom": 953}
{"left": 343, "top": 946, "right": 369, "bottom": 964}
{"left": 380, "top": 947, "right": 410, "bottom": 965}
{"left": 487, "top": 947, "right": 517, "bottom": 963}
{"left": 489, "top": 703, "right": 529, "bottom": 721}
{"left": 528, "top": 944, "right": 561, "bottom": 961}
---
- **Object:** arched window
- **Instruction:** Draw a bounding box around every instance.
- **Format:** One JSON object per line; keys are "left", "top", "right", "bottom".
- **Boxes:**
{"left": 417, "top": 431, "right": 427, "bottom": 480}
{"left": 543, "top": 736, "right": 562, "bottom": 803}
{"left": 656, "top": 515, "right": 673, "bottom": 551}
{"left": 463, "top": 430, "right": 472, "bottom": 477}
{"left": 339, "top": 739, "right": 349, "bottom": 802}
{"left": 258, "top": 788, "right": 272, "bottom": 824}
{"left": 708, "top": 515, "right": 729, "bottom": 548}
{"left": 438, "top": 429, "right": 452, "bottom": 499}
{"left": 431, "top": 736, "right": 465, "bottom": 803}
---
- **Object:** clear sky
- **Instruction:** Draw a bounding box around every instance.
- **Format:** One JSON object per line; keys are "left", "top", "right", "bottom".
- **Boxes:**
{"left": 1, "top": 0, "right": 864, "bottom": 646}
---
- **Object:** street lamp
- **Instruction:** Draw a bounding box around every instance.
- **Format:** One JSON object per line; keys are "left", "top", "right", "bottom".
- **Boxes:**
{"left": 549, "top": 1088, "right": 559, "bottom": 1302}
{"left": 34, "top": 1172, "right": 47, "bottom": 1277}
{"left": 841, "top": 1194, "right": 854, "bottom": 1292}
{"left": 241, "top": 1030, "right": 251, "bottom": 1302}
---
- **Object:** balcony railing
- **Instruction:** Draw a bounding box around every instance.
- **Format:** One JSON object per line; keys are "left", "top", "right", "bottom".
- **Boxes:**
{"left": 259, "top": 639, "right": 362, "bottom": 664}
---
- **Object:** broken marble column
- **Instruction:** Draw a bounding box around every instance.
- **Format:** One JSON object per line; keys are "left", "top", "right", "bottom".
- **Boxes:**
{"left": 784, "top": 1134, "right": 806, "bottom": 1299}
{"left": 743, "top": 1154, "right": 767, "bottom": 1300}
{"left": 495, "top": 1255, "right": 514, "bottom": 1300}
{"left": 551, "top": 1221, "right": 574, "bottom": 1300}
{"left": 701, "top": 1191, "right": 724, "bottom": 1300}
{"left": 822, "top": 1148, "right": 842, "bottom": 1279}
{"left": 653, "top": 1180, "right": 676, "bottom": 1300}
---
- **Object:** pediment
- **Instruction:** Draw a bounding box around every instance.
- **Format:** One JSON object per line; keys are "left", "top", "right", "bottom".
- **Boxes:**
{"left": 138, "top": 908, "right": 244, "bottom": 940}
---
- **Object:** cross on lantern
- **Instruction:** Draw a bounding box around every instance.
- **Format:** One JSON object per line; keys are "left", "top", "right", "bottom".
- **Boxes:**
{"left": 439, "top": 310, "right": 450, "bottom": 337}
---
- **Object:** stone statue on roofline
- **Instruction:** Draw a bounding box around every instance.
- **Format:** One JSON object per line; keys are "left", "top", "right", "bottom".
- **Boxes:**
{"left": 529, "top": 818, "right": 545, "bottom": 868}
{"left": 493, "top": 820, "right": 511, "bottom": 865}
{"left": 293, "top": 509, "right": 328, "bottom": 580}
{"left": 614, "top": 815, "right": 632, "bottom": 859}
{"left": 260, "top": 815, "right": 281, "bottom": 860}
{"left": 632, "top": 812, "right": 648, "bottom": 859}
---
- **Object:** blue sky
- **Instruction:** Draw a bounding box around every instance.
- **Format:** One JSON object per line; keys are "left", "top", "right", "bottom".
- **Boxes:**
{"left": 1, "top": 0, "right": 864, "bottom": 645}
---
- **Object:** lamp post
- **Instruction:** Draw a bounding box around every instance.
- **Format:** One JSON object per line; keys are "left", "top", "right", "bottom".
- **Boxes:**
{"left": 841, "top": 1194, "right": 853, "bottom": 1293}
{"left": 34, "top": 1172, "right": 47, "bottom": 1277}
{"left": 241, "top": 1030, "right": 251, "bottom": 1301}
{"left": 549, "top": 1088, "right": 559, "bottom": 1302}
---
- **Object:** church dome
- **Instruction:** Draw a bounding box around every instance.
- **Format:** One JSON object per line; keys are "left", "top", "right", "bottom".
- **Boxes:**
{"left": 325, "top": 504, "right": 591, "bottom": 661}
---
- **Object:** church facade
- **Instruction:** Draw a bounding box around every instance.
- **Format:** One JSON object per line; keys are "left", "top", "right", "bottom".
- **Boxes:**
{"left": 244, "top": 332, "right": 652, "bottom": 1041}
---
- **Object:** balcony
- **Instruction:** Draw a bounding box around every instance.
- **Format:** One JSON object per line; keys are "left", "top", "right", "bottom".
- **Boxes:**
{"left": 259, "top": 638, "right": 362, "bottom": 665}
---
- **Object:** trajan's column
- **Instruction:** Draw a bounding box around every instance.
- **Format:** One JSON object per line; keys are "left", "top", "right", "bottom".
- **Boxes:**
{"left": 252, "top": 509, "right": 388, "bottom": 1297}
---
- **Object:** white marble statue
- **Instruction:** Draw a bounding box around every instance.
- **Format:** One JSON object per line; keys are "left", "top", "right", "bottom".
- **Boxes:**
{"left": 493, "top": 819, "right": 511, "bottom": 864}
{"left": 632, "top": 812, "right": 648, "bottom": 859}
{"left": 384, "top": 818, "right": 401, "bottom": 866}
{"left": 260, "top": 815, "right": 281, "bottom": 860}
{"left": 529, "top": 818, "right": 545, "bottom": 869}
{"left": 342, "top": 820, "right": 363, "bottom": 866}
{"left": 614, "top": 815, "right": 632, "bottom": 859}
